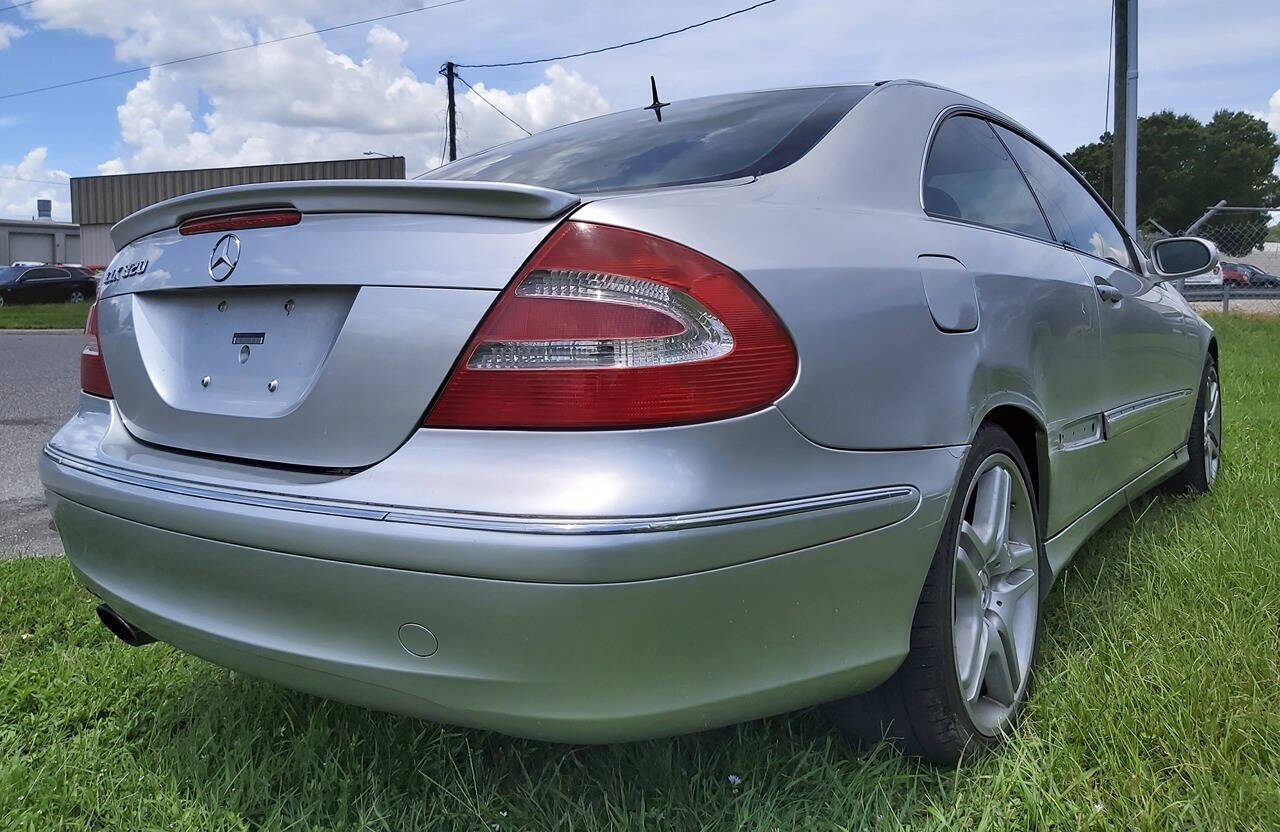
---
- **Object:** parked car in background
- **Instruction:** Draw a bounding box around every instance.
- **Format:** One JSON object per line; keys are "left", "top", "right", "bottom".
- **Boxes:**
{"left": 41, "top": 80, "right": 1222, "bottom": 765}
{"left": 1221, "top": 263, "right": 1249, "bottom": 287}
{"left": 1232, "top": 262, "right": 1280, "bottom": 287}
{"left": 0, "top": 264, "right": 98, "bottom": 306}
{"left": 1183, "top": 261, "right": 1223, "bottom": 287}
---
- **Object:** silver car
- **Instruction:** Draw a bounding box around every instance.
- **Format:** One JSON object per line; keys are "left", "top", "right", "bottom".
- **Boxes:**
{"left": 41, "top": 81, "right": 1222, "bottom": 764}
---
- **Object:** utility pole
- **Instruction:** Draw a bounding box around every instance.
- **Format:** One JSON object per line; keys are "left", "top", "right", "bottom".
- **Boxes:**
{"left": 1111, "top": 0, "right": 1138, "bottom": 234}
{"left": 443, "top": 61, "right": 458, "bottom": 162}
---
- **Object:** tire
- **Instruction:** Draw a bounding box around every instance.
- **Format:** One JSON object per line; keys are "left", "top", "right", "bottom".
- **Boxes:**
{"left": 1164, "top": 356, "right": 1221, "bottom": 494}
{"left": 826, "top": 424, "right": 1045, "bottom": 764}
{"left": 68, "top": 290, "right": 86, "bottom": 303}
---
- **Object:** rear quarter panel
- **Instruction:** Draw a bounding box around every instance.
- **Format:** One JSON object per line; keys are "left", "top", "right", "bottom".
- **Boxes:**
{"left": 574, "top": 82, "right": 1142, "bottom": 539}
{"left": 579, "top": 191, "right": 1082, "bottom": 449}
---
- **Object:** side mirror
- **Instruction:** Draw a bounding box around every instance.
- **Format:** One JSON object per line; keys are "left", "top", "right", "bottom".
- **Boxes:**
{"left": 1149, "top": 236, "right": 1218, "bottom": 280}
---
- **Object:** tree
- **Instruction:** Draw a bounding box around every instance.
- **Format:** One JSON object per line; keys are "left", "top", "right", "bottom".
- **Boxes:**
{"left": 1065, "top": 110, "right": 1280, "bottom": 254}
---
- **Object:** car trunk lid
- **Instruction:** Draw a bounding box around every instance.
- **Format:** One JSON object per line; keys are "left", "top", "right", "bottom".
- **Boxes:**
{"left": 95, "top": 180, "right": 578, "bottom": 469}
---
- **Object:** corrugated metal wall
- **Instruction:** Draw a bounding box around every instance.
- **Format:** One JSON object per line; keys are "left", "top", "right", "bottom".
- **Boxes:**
{"left": 70, "top": 156, "right": 406, "bottom": 226}
{"left": 79, "top": 224, "right": 115, "bottom": 268}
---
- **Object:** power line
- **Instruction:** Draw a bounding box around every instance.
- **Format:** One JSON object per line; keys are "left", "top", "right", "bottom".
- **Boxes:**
{"left": 0, "top": 0, "right": 469, "bottom": 100}
{"left": 454, "top": 0, "right": 780, "bottom": 68}
{"left": 0, "top": 0, "right": 38, "bottom": 13}
{"left": 455, "top": 73, "right": 532, "bottom": 136}
{"left": 0, "top": 173, "right": 68, "bottom": 186}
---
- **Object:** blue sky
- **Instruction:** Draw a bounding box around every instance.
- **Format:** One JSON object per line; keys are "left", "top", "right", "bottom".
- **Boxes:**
{"left": 1, "top": 0, "right": 1277, "bottom": 221}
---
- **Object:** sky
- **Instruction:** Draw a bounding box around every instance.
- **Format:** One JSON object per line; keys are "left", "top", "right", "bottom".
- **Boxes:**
{"left": 0, "top": 0, "right": 1277, "bottom": 222}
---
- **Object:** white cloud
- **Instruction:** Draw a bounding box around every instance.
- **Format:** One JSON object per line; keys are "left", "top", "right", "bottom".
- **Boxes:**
{"left": 20, "top": 2, "right": 610, "bottom": 175}
{"left": 4, "top": 0, "right": 1279, "bottom": 205}
{"left": 1266, "top": 88, "right": 1280, "bottom": 137}
{"left": 0, "top": 22, "right": 23, "bottom": 49}
{"left": 0, "top": 148, "right": 72, "bottom": 221}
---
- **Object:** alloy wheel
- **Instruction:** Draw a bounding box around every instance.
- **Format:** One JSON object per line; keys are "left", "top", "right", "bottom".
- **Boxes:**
{"left": 1203, "top": 365, "right": 1221, "bottom": 486}
{"left": 952, "top": 454, "right": 1039, "bottom": 736}
{"left": 69, "top": 290, "right": 86, "bottom": 303}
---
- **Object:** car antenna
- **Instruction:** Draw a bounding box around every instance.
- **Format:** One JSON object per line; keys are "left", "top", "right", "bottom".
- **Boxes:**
{"left": 643, "top": 75, "right": 669, "bottom": 122}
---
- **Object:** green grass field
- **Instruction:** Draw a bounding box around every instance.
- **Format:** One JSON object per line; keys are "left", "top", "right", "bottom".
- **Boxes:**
{"left": 0, "top": 302, "right": 90, "bottom": 330}
{"left": 2, "top": 314, "right": 1278, "bottom": 831}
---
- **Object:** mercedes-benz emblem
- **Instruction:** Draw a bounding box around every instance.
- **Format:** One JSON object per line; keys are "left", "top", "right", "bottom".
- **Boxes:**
{"left": 209, "top": 234, "right": 241, "bottom": 282}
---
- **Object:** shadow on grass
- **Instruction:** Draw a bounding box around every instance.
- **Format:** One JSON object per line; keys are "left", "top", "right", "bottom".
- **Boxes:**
{"left": 1039, "top": 488, "right": 1183, "bottom": 629}
{"left": 137, "top": 663, "right": 876, "bottom": 827}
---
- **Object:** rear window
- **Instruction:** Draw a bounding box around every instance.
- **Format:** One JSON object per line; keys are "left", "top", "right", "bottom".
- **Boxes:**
{"left": 421, "top": 85, "right": 872, "bottom": 194}
{"left": 923, "top": 115, "right": 1051, "bottom": 241}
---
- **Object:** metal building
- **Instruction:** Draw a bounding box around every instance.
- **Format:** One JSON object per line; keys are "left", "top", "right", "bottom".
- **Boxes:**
{"left": 0, "top": 216, "right": 81, "bottom": 266}
{"left": 70, "top": 156, "right": 406, "bottom": 267}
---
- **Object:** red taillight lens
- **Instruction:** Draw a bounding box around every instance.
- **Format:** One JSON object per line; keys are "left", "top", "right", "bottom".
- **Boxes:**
{"left": 178, "top": 210, "right": 301, "bottom": 235}
{"left": 80, "top": 300, "right": 113, "bottom": 398}
{"left": 424, "top": 222, "right": 798, "bottom": 429}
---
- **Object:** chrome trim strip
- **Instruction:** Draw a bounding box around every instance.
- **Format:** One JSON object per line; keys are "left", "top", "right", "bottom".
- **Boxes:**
{"left": 45, "top": 446, "right": 389, "bottom": 521}
{"left": 385, "top": 487, "right": 918, "bottom": 534}
{"left": 44, "top": 445, "right": 918, "bottom": 536}
{"left": 1103, "top": 389, "right": 1192, "bottom": 435}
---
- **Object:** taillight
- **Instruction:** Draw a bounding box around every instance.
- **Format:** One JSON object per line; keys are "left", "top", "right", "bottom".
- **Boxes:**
{"left": 80, "top": 300, "right": 113, "bottom": 398}
{"left": 178, "top": 209, "right": 301, "bottom": 235}
{"left": 424, "top": 221, "right": 797, "bottom": 429}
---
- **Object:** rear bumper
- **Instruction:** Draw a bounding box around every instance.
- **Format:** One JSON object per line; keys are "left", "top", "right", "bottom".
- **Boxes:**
{"left": 40, "top": 397, "right": 964, "bottom": 742}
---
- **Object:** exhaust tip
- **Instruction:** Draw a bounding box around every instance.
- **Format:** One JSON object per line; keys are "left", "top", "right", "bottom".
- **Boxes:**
{"left": 96, "top": 604, "right": 156, "bottom": 647}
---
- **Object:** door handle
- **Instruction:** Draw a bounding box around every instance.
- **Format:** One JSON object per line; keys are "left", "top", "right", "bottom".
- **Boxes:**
{"left": 1094, "top": 276, "right": 1123, "bottom": 303}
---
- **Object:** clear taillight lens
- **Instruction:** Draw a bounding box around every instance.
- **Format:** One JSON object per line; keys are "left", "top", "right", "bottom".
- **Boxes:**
{"left": 80, "top": 300, "right": 113, "bottom": 398}
{"left": 424, "top": 221, "right": 797, "bottom": 429}
{"left": 465, "top": 269, "right": 732, "bottom": 370}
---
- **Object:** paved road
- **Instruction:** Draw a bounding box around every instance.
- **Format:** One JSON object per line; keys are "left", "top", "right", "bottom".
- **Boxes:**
{"left": 0, "top": 330, "right": 83, "bottom": 558}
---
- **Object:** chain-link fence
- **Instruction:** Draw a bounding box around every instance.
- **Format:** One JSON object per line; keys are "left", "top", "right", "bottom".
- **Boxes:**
{"left": 1139, "top": 212, "right": 1280, "bottom": 315}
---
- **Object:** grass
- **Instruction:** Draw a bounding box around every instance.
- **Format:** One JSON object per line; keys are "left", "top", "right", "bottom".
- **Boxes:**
{"left": 2, "top": 314, "right": 1279, "bottom": 831}
{"left": 0, "top": 302, "right": 90, "bottom": 330}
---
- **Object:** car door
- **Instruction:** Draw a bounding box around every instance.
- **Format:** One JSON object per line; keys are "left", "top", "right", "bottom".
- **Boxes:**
{"left": 994, "top": 125, "right": 1199, "bottom": 491}
{"left": 16, "top": 267, "right": 57, "bottom": 302}
{"left": 41, "top": 267, "right": 74, "bottom": 301}
{"left": 921, "top": 114, "right": 1110, "bottom": 535}
{"left": 69, "top": 268, "right": 97, "bottom": 300}
{"left": 51, "top": 267, "right": 77, "bottom": 300}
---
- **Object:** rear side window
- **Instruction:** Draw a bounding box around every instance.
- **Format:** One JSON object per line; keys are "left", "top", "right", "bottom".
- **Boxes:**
{"left": 993, "top": 125, "right": 1134, "bottom": 270}
{"left": 923, "top": 115, "right": 1051, "bottom": 240}
{"left": 421, "top": 86, "right": 872, "bottom": 194}
{"left": 21, "top": 267, "right": 66, "bottom": 280}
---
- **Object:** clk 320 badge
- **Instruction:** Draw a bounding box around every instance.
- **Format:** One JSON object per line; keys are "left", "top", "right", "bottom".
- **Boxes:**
{"left": 102, "top": 259, "right": 149, "bottom": 285}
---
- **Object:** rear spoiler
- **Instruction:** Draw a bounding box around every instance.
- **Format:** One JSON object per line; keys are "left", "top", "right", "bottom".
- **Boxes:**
{"left": 110, "top": 180, "right": 581, "bottom": 248}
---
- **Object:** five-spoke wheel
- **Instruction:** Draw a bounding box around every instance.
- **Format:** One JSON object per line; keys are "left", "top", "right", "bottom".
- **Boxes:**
{"left": 827, "top": 424, "right": 1044, "bottom": 764}
{"left": 1202, "top": 364, "right": 1220, "bottom": 487}
{"left": 952, "top": 456, "right": 1039, "bottom": 737}
{"left": 1167, "top": 356, "right": 1221, "bottom": 495}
